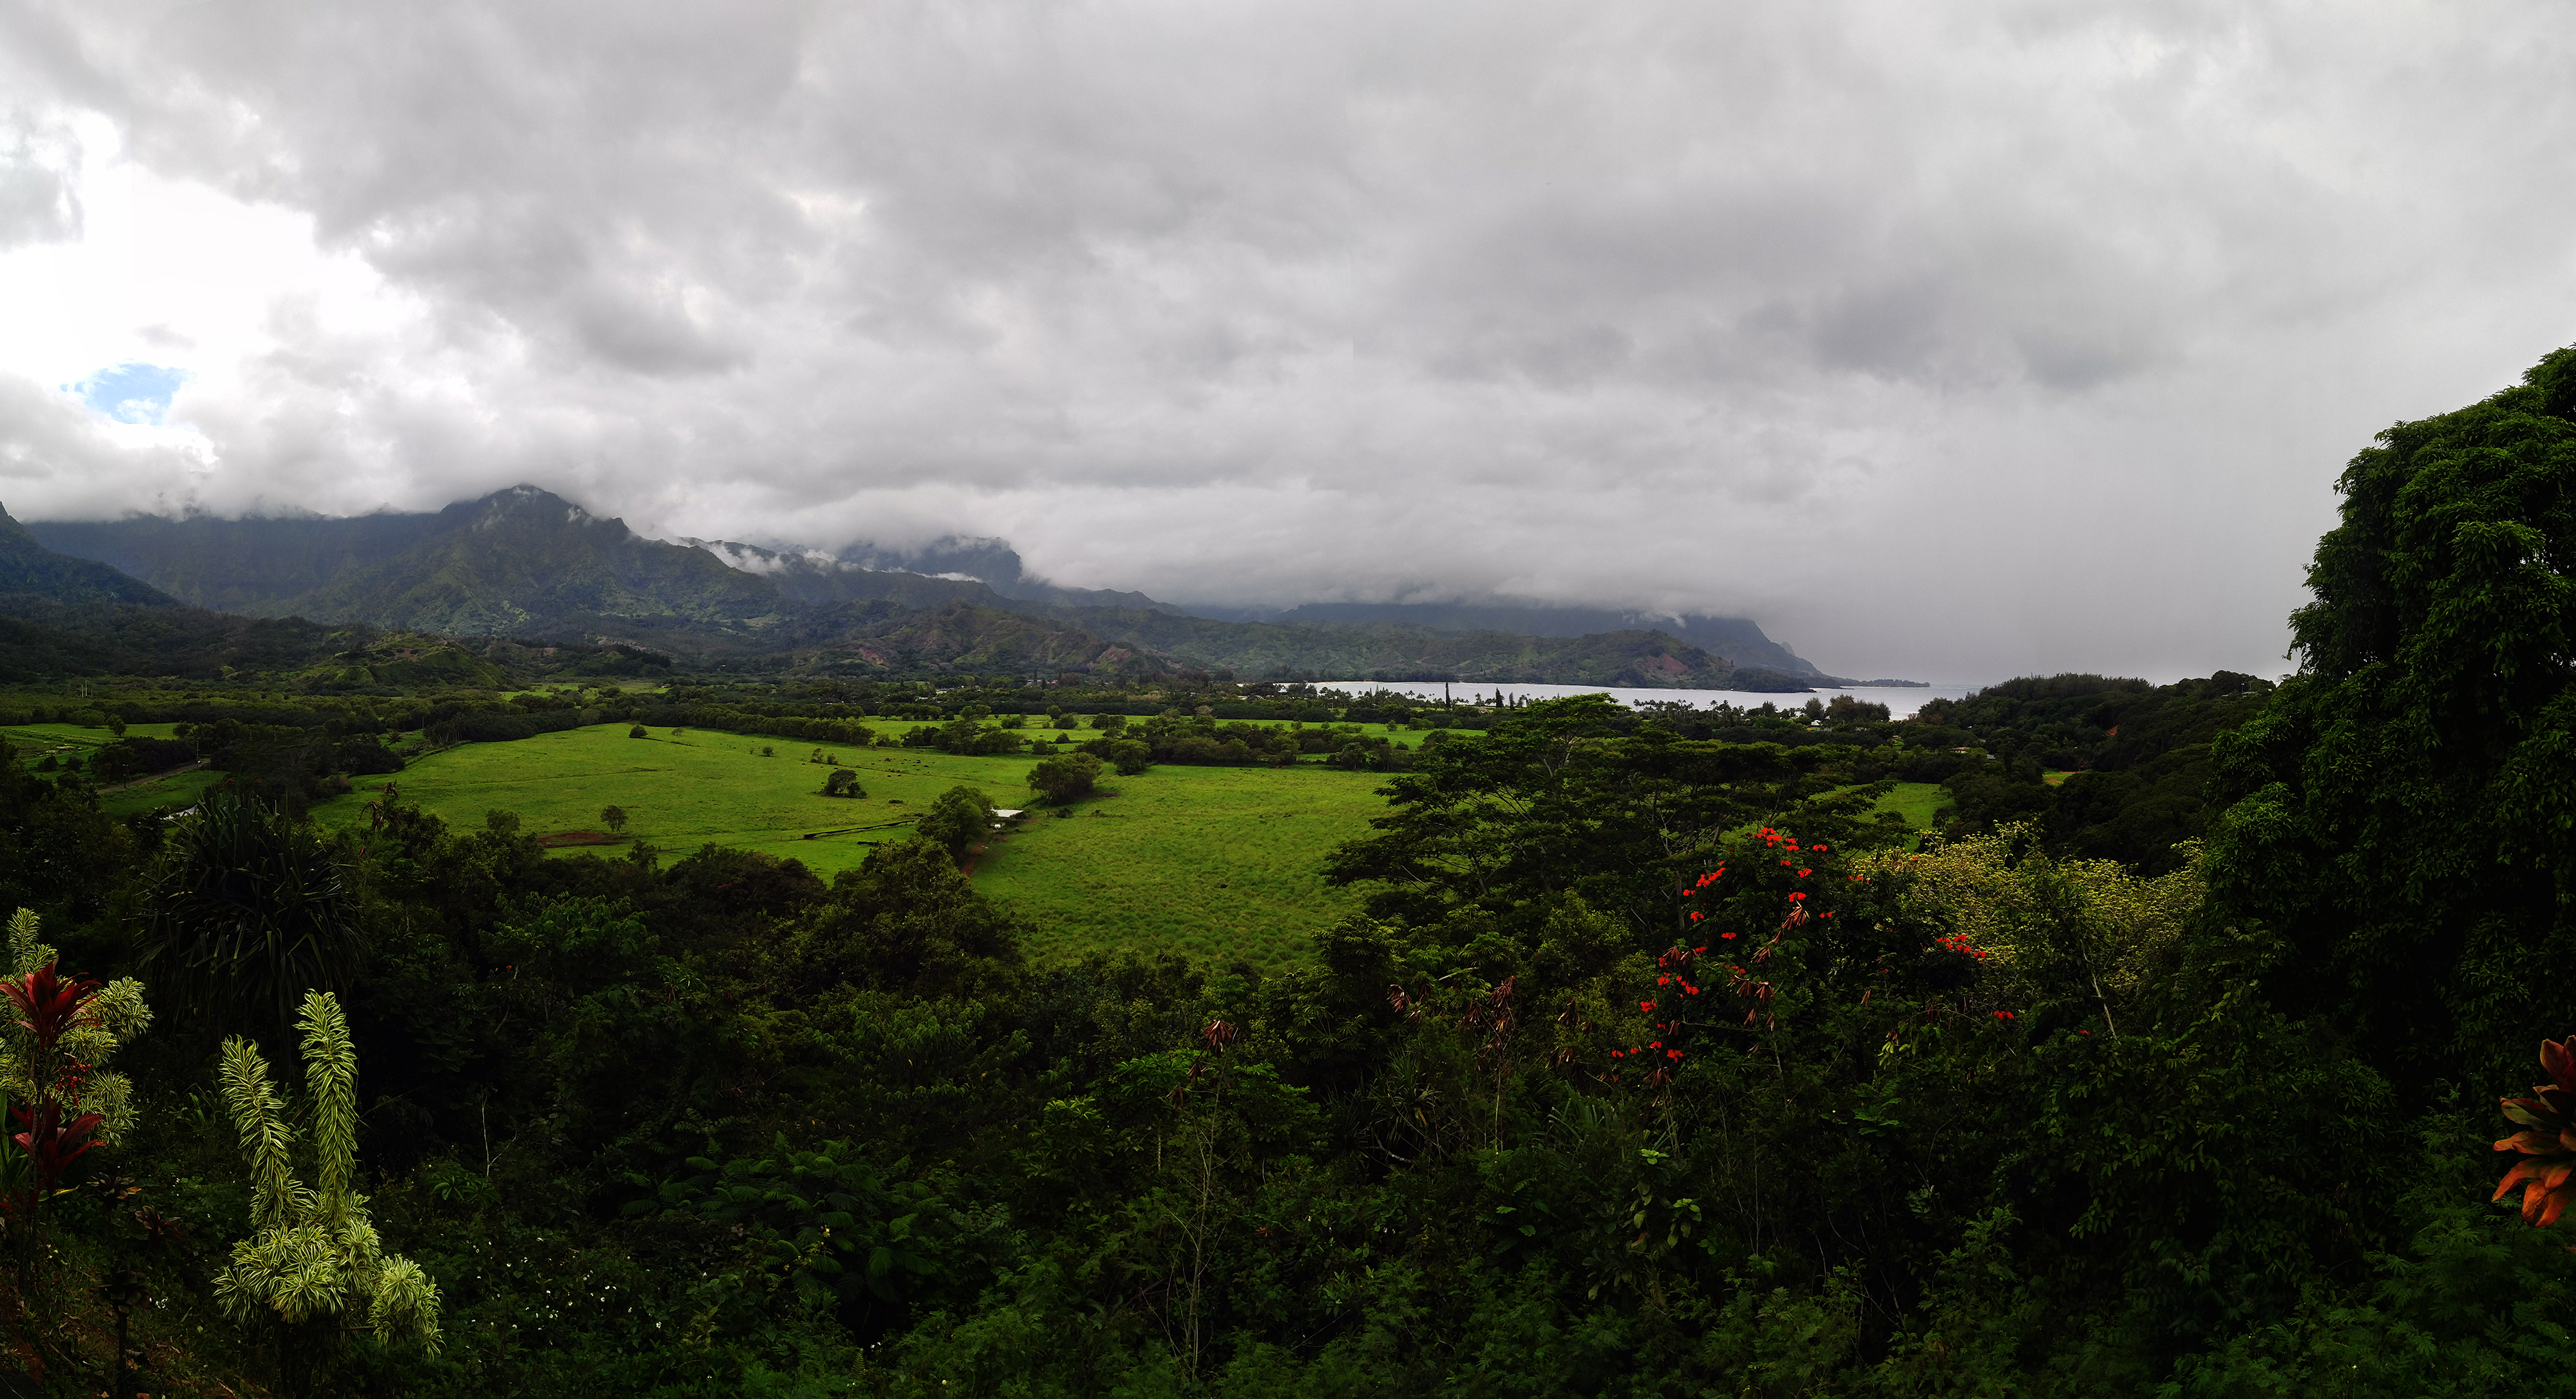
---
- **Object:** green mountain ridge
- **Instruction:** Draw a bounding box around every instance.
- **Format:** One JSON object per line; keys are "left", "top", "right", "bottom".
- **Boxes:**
{"left": 688, "top": 536, "right": 1189, "bottom": 616}
{"left": 25, "top": 510, "right": 443, "bottom": 613}
{"left": 20, "top": 486, "right": 1860, "bottom": 688}
{"left": 1197, "top": 598, "right": 1823, "bottom": 676}
{"left": 276, "top": 486, "right": 783, "bottom": 631}
{"left": 0, "top": 505, "right": 177, "bottom": 608}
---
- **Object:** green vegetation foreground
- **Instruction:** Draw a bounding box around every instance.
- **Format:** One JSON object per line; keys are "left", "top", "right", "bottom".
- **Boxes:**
{"left": 1, "top": 346, "right": 2576, "bottom": 1393}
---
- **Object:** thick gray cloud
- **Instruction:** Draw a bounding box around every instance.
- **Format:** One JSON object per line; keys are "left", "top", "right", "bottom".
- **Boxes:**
{"left": 0, "top": 0, "right": 2571, "bottom": 680}
{"left": 0, "top": 107, "right": 81, "bottom": 248}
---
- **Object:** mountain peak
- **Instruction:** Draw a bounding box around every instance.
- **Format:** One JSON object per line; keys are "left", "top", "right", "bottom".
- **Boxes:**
{"left": 436, "top": 485, "right": 632, "bottom": 544}
{"left": 277, "top": 485, "right": 773, "bottom": 633}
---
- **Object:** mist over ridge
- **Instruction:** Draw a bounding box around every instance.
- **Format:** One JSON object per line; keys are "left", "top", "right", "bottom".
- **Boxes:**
{"left": 17, "top": 483, "right": 1886, "bottom": 690}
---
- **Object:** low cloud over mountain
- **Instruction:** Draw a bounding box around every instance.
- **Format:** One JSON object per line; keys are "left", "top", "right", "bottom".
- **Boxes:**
{"left": 2, "top": 3, "right": 2572, "bottom": 681}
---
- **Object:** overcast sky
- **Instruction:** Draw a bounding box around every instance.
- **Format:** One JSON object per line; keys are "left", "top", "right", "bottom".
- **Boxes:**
{"left": 0, "top": 1, "right": 2569, "bottom": 682}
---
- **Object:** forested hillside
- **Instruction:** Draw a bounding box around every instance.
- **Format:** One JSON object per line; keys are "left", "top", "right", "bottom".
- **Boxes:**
{"left": 1220, "top": 600, "right": 1825, "bottom": 677}
{"left": 25, "top": 488, "right": 1851, "bottom": 688}
{"left": 26, "top": 510, "right": 447, "bottom": 614}
{"left": 0, "top": 506, "right": 176, "bottom": 609}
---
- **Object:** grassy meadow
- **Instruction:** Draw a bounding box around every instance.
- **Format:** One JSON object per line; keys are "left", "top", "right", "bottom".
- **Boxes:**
{"left": 3, "top": 721, "right": 228, "bottom": 818}
{"left": 1868, "top": 780, "right": 1951, "bottom": 829}
{"left": 307, "top": 722, "right": 1397, "bottom": 969}
{"left": 972, "top": 764, "right": 1395, "bottom": 971}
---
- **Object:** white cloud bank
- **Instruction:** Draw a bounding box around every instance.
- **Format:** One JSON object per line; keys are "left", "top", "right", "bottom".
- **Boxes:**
{"left": 0, "top": 0, "right": 2570, "bottom": 680}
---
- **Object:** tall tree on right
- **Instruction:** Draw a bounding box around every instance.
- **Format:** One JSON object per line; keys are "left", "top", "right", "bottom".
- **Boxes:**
{"left": 2209, "top": 343, "right": 2576, "bottom": 1096}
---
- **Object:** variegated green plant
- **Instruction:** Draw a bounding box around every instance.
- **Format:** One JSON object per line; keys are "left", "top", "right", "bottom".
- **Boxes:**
{"left": 213, "top": 991, "right": 441, "bottom": 1354}
{"left": 0, "top": 909, "right": 150, "bottom": 1146}
{"left": 2495, "top": 1036, "right": 2576, "bottom": 1229}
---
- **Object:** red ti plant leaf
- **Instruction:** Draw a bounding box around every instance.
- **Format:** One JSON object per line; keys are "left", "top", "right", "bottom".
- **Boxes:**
{"left": 1, "top": 960, "right": 98, "bottom": 1055}
{"left": 2494, "top": 1036, "right": 2576, "bottom": 1228}
{"left": 10, "top": 1098, "right": 102, "bottom": 1198}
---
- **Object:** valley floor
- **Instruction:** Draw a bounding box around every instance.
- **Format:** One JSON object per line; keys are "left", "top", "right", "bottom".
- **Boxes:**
{"left": 307, "top": 721, "right": 1394, "bottom": 969}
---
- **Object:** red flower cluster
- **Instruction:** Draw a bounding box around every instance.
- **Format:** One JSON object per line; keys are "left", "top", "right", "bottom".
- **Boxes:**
{"left": 1930, "top": 932, "right": 1990, "bottom": 962}
{"left": 1682, "top": 865, "right": 1727, "bottom": 924}
{"left": 1608, "top": 943, "right": 1718, "bottom": 1090}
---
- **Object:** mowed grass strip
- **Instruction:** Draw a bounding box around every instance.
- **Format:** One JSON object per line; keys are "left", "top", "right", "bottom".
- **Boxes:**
{"left": 306, "top": 723, "right": 1396, "bottom": 971}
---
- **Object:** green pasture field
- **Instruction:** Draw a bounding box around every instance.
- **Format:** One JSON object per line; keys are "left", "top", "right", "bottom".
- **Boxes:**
{"left": 3, "top": 721, "right": 187, "bottom": 752}
{"left": 100, "top": 769, "right": 227, "bottom": 819}
{"left": 305, "top": 723, "right": 1398, "bottom": 970}
{"left": 1, "top": 723, "right": 223, "bottom": 817}
{"left": 972, "top": 766, "right": 1393, "bottom": 971}
{"left": 1866, "top": 781, "right": 1951, "bottom": 829}
{"left": 309, "top": 724, "right": 972, "bottom": 874}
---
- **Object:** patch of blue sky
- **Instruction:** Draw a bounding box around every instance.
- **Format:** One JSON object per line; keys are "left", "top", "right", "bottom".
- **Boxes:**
{"left": 70, "top": 362, "right": 187, "bottom": 425}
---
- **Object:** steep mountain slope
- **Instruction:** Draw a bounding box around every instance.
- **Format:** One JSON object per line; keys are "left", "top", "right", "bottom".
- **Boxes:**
{"left": 684, "top": 541, "right": 1002, "bottom": 609}
{"left": 672, "top": 551, "right": 1787, "bottom": 684}
{"left": 689, "top": 538, "right": 1186, "bottom": 615}
{"left": 0, "top": 506, "right": 178, "bottom": 607}
{"left": 27, "top": 510, "right": 444, "bottom": 613}
{"left": 18, "top": 488, "right": 1866, "bottom": 687}
{"left": 0, "top": 598, "right": 348, "bottom": 680}
{"left": 1204, "top": 599, "right": 1822, "bottom": 676}
{"left": 1040, "top": 609, "right": 1768, "bottom": 686}
{"left": 279, "top": 486, "right": 784, "bottom": 633}
{"left": 773, "top": 600, "right": 1151, "bottom": 676}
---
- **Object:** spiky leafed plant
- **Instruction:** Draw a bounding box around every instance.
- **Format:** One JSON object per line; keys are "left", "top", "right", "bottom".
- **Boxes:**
{"left": 2495, "top": 1036, "right": 2576, "bottom": 1228}
{"left": 140, "top": 788, "right": 361, "bottom": 1036}
{"left": 214, "top": 991, "right": 440, "bottom": 1374}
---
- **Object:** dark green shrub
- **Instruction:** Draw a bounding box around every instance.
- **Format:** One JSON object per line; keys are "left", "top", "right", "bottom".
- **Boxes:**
{"left": 1027, "top": 753, "right": 1102, "bottom": 805}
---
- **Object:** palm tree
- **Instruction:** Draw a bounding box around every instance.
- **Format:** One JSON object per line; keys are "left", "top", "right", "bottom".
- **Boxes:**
{"left": 139, "top": 788, "right": 361, "bottom": 1037}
